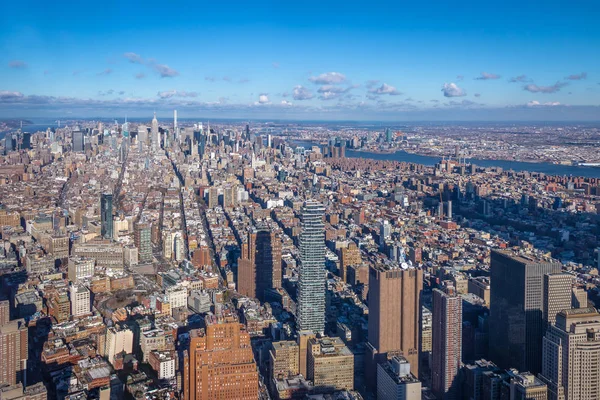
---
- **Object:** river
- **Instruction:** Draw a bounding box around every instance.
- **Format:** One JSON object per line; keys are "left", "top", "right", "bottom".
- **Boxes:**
{"left": 292, "top": 140, "right": 600, "bottom": 178}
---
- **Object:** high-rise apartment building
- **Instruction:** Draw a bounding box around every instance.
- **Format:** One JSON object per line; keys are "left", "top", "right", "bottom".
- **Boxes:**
{"left": 183, "top": 312, "right": 258, "bottom": 400}
{"left": 539, "top": 307, "right": 600, "bottom": 400}
{"left": 104, "top": 325, "right": 134, "bottom": 366}
{"left": 100, "top": 193, "right": 113, "bottom": 239}
{"left": 543, "top": 273, "right": 574, "bottom": 329}
{"left": 135, "top": 222, "right": 152, "bottom": 264}
{"left": 366, "top": 264, "right": 423, "bottom": 385}
{"left": 432, "top": 282, "right": 462, "bottom": 400}
{"left": 69, "top": 284, "right": 90, "bottom": 317}
{"left": 297, "top": 200, "right": 326, "bottom": 334}
{"left": 0, "top": 319, "right": 28, "bottom": 386}
{"left": 489, "top": 249, "right": 562, "bottom": 373}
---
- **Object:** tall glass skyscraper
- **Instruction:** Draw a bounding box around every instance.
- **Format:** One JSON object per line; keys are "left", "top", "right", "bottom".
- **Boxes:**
{"left": 297, "top": 200, "right": 326, "bottom": 334}
{"left": 100, "top": 193, "right": 113, "bottom": 239}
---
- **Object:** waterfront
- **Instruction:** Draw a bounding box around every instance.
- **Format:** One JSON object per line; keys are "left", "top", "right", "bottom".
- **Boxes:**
{"left": 292, "top": 140, "right": 600, "bottom": 178}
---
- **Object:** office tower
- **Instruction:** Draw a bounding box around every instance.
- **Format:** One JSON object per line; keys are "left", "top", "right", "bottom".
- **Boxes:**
{"left": 69, "top": 284, "right": 90, "bottom": 317}
{"left": 380, "top": 220, "right": 391, "bottom": 246}
{"left": 307, "top": 337, "right": 354, "bottom": 392}
{"left": 377, "top": 356, "right": 422, "bottom": 400}
{"left": 100, "top": 193, "right": 113, "bottom": 239}
{"left": 173, "top": 109, "right": 177, "bottom": 132}
{"left": 183, "top": 313, "right": 258, "bottom": 400}
{"left": 340, "top": 243, "right": 362, "bottom": 283}
{"left": 72, "top": 129, "right": 84, "bottom": 152}
{"left": 0, "top": 318, "right": 28, "bottom": 386}
{"left": 543, "top": 273, "right": 573, "bottom": 329}
{"left": 366, "top": 264, "right": 423, "bottom": 385}
{"left": 511, "top": 372, "right": 548, "bottom": 400}
{"left": 489, "top": 249, "right": 562, "bottom": 373}
{"left": 385, "top": 128, "right": 393, "bottom": 143}
{"left": 134, "top": 222, "right": 152, "bottom": 264}
{"left": 432, "top": 282, "right": 462, "bottom": 400}
{"left": 67, "top": 256, "right": 94, "bottom": 283}
{"left": 539, "top": 308, "right": 600, "bottom": 400}
{"left": 151, "top": 112, "right": 159, "bottom": 152}
{"left": 297, "top": 200, "right": 326, "bottom": 334}
{"left": 256, "top": 227, "right": 282, "bottom": 299}
{"left": 447, "top": 200, "right": 453, "bottom": 219}
{"left": 269, "top": 341, "right": 299, "bottom": 385}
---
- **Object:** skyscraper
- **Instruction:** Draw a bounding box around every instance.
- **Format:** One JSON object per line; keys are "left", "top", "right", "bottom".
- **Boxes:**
{"left": 183, "top": 312, "right": 258, "bottom": 400}
{"left": 543, "top": 273, "right": 574, "bottom": 329}
{"left": 539, "top": 308, "right": 600, "bottom": 400}
{"left": 100, "top": 193, "right": 113, "bottom": 240}
{"left": 0, "top": 319, "right": 28, "bottom": 386}
{"left": 489, "top": 249, "right": 562, "bottom": 374}
{"left": 380, "top": 220, "right": 391, "bottom": 246}
{"left": 255, "top": 227, "right": 282, "bottom": 300}
{"left": 432, "top": 282, "right": 462, "bottom": 400}
{"left": 151, "top": 112, "right": 159, "bottom": 152}
{"left": 297, "top": 200, "right": 326, "bottom": 334}
{"left": 135, "top": 222, "right": 152, "bottom": 264}
{"left": 72, "top": 129, "right": 84, "bottom": 152}
{"left": 366, "top": 264, "right": 423, "bottom": 386}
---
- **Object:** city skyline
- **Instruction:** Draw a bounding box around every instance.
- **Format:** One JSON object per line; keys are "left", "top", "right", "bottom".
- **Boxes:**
{"left": 1, "top": 1, "right": 600, "bottom": 120}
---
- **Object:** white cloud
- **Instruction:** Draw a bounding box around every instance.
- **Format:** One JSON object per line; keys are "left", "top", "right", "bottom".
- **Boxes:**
{"left": 441, "top": 83, "right": 466, "bottom": 97}
{"left": 281, "top": 100, "right": 292, "bottom": 106}
{"left": 259, "top": 94, "right": 269, "bottom": 104}
{"left": 309, "top": 72, "right": 346, "bottom": 85}
{"left": 527, "top": 100, "right": 562, "bottom": 107}
{"left": 293, "top": 85, "right": 314, "bottom": 100}
{"left": 368, "top": 83, "right": 402, "bottom": 96}
{"left": 475, "top": 72, "right": 501, "bottom": 80}
{"left": 157, "top": 90, "right": 198, "bottom": 99}
{"left": 523, "top": 82, "right": 567, "bottom": 93}
{"left": 565, "top": 72, "right": 587, "bottom": 80}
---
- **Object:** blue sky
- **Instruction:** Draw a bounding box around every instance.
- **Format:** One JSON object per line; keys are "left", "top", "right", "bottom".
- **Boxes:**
{"left": 1, "top": 0, "right": 599, "bottom": 120}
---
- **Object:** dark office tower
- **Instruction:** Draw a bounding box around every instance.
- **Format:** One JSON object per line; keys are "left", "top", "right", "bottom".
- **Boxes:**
{"left": 0, "top": 318, "right": 28, "bottom": 386}
{"left": 255, "top": 227, "right": 282, "bottom": 300}
{"left": 21, "top": 132, "right": 31, "bottom": 149}
{"left": 489, "top": 249, "right": 562, "bottom": 374}
{"left": 72, "top": 129, "right": 84, "bottom": 152}
{"left": 432, "top": 282, "right": 462, "bottom": 400}
{"left": 366, "top": 264, "right": 423, "bottom": 387}
{"left": 134, "top": 222, "right": 152, "bottom": 264}
{"left": 245, "top": 124, "right": 251, "bottom": 140}
{"left": 100, "top": 193, "right": 113, "bottom": 240}
{"left": 297, "top": 200, "right": 326, "bottom": 334}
